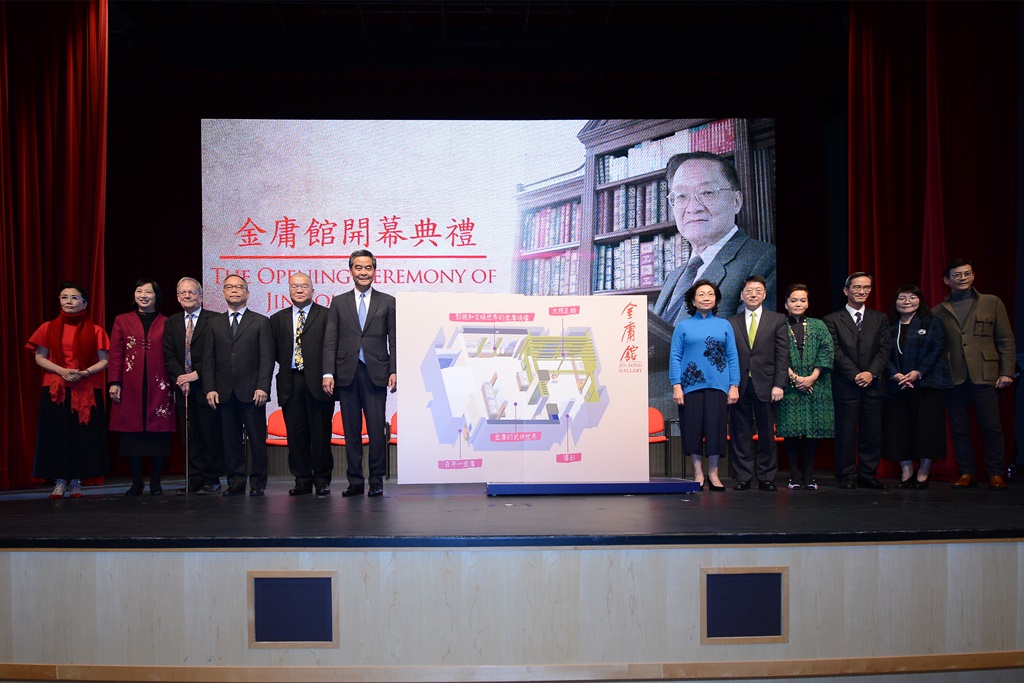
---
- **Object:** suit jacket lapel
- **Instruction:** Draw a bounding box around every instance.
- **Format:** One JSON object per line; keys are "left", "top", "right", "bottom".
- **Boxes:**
{"left": 234, "top": 310, "right": 255, "bottom": 338}
{"left": 193, "top": 309, "right": 210, "bottom": 340}
{"left": 701, "top": 232, "right": 746, "bottom": 287}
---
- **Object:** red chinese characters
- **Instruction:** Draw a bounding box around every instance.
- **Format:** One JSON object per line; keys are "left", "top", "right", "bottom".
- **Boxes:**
{"left": 235, "top": 217, "right": 266, "bottom": 247}
{"left": 449, "top": 312, "right": 536, "bottom": 323}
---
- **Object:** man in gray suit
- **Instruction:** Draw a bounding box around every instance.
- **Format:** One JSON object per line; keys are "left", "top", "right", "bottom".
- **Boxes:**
{"left": 322, "top": 250, "right": 397, "bottom": 498}
{"left": 204, "top": 275, "right": 274, "bottom": 496}
{"left": 652, "top": 151, "right": 776, "bottom": 326}
{"left": 728, "top": 275, "right": 789, "bottom": 490}
{"left": 270, "top": 272, "right": 335, "bottom": 496}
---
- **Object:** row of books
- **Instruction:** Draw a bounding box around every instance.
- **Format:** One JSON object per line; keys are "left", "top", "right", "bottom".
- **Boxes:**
{"left": 594, "top": 118, "right": 737, "bottom": 184}
{"left": 595, "top": 179, "right": 670, "bottom": 234}
{"left": 519, "top": 200, "right": 582, "bottom": 251}
{"left": 592, "top": 233, "right": 691, "bottom": 292}
{"left": 518, "top": 249, "right": 582, "bottom": 296}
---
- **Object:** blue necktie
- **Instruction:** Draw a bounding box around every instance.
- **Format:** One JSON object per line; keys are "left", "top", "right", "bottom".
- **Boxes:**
{"left": 358, "top": 293, "right": 367, "bottom": 363}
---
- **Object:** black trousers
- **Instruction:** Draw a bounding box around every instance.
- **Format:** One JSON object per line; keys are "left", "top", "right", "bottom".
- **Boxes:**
{"left": 220, "top": 393, "right": 268, "bottom": 490}
{"left": 177, "top": 393, "right": 223, "bottom": 488}
{"left": 832, "top": 393, "right": 882, "bottom": 481}
{"left": 946, "top": 380, "right": 1006, "bottom": 476}
{"left": 729, "top": 383, "right": 778, "bottom": 483}
{"left": 337, "top": 362, "right": 387, "bottom": 488}
{"left": 282, "top": 370, "right": 335, "bottom": 487}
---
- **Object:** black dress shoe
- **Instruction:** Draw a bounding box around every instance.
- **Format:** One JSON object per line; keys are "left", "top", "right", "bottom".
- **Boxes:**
{"left": 222, "top": 485, "right": 246, "bottom": 497}
{"left": 758, "top": 480, "right": 777, "bottom": 491}
{"left": 149, "top": 484, "right": 163, "bottom": 495}
{"left": 197, "top": 483, "right": 221, "bottom": 495}
{"left": 125, "top": 484, "right": 144, "bottom": 496}
{"left": 857, "top": 475, "right": 889, "bottom": 490}
{"left": 733, "top": 480, "right": 751, "bottom": 491}
{"left": 839, "top": 478, "right": 857, "bottom": 490}
{"left": 315, "top": 483, "right": 331, "bottom": 496}
{"left": 249, "top": 488, "right": 265, "bottom": 497}
{"left": 368, "top": 485, "right": 383, "bottom": 497}
{"left": 176, "top": 485, "right": 203, "bottom": 496}
{"left": 341, "top": 485, "right": 364, "bottom": 497}
{"left": 288, "top": 486, "right": 313, "bottom": 496}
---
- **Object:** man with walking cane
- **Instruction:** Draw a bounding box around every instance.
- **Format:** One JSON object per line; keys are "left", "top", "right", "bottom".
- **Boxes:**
{"left": 164, "top": 277, "right": 223, "bottom": 494}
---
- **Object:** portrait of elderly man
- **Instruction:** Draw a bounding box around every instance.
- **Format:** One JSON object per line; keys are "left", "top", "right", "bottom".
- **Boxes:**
{"left": 652, "top": 151, "right": 777, "bottom": 326}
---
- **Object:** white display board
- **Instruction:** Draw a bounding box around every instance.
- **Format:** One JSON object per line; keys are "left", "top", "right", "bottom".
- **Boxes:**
{"left": 397, "top": 292, "right": 648, "bottom": 484}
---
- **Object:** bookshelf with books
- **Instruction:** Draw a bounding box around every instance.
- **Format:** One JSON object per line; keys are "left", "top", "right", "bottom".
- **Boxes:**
{"left": 578, "top": 118, "right": 775, "bottom": 302}
{"left": 514, "top": 176, "right": 584, "bottom": 296}
{"left": 514, "top": 119, "right": 775, "bottom": 302}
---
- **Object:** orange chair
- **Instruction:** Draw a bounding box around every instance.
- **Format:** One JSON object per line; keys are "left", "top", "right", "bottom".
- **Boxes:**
{"left": 331, "top": 411, "right": 369, "bottom": 447}
{"left": 386, "top": 412, "right": 398, "bottom": 480}
{"left": 648, "top": 407, "right": 671, "bottom": 477}
{"left": 266, "top": 408, "right": 288, "bottom": 447}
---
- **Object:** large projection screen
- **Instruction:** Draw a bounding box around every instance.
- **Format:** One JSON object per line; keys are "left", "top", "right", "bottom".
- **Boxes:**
{"left": 201, "top": 118, "right": 777, "bottom": 476}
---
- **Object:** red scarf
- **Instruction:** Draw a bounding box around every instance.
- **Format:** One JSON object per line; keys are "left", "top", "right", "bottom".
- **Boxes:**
{"left": 45, "top": 310, "right": 99, "bottom": 424}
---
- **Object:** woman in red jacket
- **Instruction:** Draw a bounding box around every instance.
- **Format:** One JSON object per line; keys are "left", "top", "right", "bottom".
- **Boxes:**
{"left": 108, "top": 278, "right": 176, "bottom": 495}
{"left": 26, "top": 281, "right": 110, "bottom": 499}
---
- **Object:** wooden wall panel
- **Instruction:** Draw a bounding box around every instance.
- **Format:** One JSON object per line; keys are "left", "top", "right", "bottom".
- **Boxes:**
{"left": 0, "top": 542, "right": 1022, "bottom": 680}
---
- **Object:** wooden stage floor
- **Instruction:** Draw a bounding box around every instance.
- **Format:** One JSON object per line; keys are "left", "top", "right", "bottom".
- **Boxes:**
{"left": 1, "top": 475, "right": 1022, "bottom": 549}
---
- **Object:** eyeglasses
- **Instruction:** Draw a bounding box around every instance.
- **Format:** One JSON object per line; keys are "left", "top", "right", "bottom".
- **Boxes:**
{"left": 849, "top": 285, "right": 872, "bottom": 292}
{"left": 59, "top": 295, "right": 83, "bottom": 302}
{"left": 177, "top": 290, "right": 199, "bottom": 297}
{"left": 896, "top": 295, "right": 919, "bottom": 303}
{"left": 949, "top": 271, "right": 973, "bottom": 280}
{"left": 289, "top": 284, "right": 312, "bottom": 290}
{"left": 223, "top": 284, "right": 247, "bottom": 291}
{"left": 667, "top": 186, "right": 736, "bottom": 208}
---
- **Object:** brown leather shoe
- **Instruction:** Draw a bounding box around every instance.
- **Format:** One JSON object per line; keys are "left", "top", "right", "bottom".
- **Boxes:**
{"left": 989, "top": 475, "right": 1008, "bottom": 490}
{"left": 953, "top": 474, "right": 976, "bottom": 488}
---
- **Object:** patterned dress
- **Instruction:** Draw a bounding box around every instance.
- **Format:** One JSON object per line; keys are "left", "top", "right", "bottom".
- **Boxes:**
{"left": 776, "top": 316, "right": 834, "bottom": 438}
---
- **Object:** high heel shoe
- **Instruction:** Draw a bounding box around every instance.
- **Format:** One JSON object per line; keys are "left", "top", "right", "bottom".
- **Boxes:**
{"left": 708, "top": 479, "right": 726, "bottom": 492}
{"left": 897, "top": 477, "right": 916, "bottom": 489}
{"left": 915, "top": 478, "right": 929, "bottom": 489}
{"left": 695, "top": 478, "right": 706, "bottom": 491}
{"left": 125, "top": 483, "right": 144, "bottom": 496}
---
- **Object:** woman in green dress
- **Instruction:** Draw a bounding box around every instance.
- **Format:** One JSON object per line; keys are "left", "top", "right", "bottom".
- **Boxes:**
{"left": 776, "top": 283, "right": 834, "bottom": 490}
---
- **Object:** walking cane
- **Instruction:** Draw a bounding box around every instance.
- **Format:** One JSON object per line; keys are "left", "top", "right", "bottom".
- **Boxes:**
{"left": 184, "top": 389, "right": 190, "bottom": 497}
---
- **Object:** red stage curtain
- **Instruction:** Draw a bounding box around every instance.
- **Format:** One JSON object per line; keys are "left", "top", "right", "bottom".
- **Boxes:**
{"left": 848, "top": 0, "right": 1018, "bottom": 481}
{"left": 0, "top": 0, "right": 108, "bottom": 489}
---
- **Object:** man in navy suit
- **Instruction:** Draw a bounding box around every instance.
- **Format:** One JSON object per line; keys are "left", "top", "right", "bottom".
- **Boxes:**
{"left": 163, "top": 277, "right": 223, "bottom": 494}
{"left": 728, "top": 275, "right": 789, "bottom": 490}
{"left": 823, "top": 272, "right": 892, "bottom": 490}
{"left": 204, "top": 275, "right": 274, "bottom": 496}
{"left": 652, "top": 151, "right": 777, "bottom": 326}
{"left": 322, "top": 250, "right": 397, "bottom": 498}
{"left": 270, "top": 272, "right": 335, "bottom": 496}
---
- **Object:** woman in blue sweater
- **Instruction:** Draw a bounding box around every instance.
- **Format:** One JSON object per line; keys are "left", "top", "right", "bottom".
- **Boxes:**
{"left": 669, "top": 279, "right": 741, "bottom": 490}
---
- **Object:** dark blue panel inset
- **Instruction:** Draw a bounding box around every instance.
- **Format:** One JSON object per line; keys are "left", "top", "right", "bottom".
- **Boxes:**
{"left": 253, "top": 577, "right": 333, "bottom": 642}
{"left": 706, "top": 572, "right": 783, "bottom": 638}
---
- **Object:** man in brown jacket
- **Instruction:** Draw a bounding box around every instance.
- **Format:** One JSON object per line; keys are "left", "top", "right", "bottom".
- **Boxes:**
{"left": 932, "top": 259, "right": 1016, "bottom": 489}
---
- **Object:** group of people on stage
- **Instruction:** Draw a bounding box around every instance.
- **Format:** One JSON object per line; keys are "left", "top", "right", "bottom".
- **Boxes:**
{"left": 23, "top": 148, "right": 1018, "bottom": 500}
{"left": 27, "top": 249, "right": 397, "bottom": 500}
{"left": 669, "top": 260, "right": 1016, "bottom": 493}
